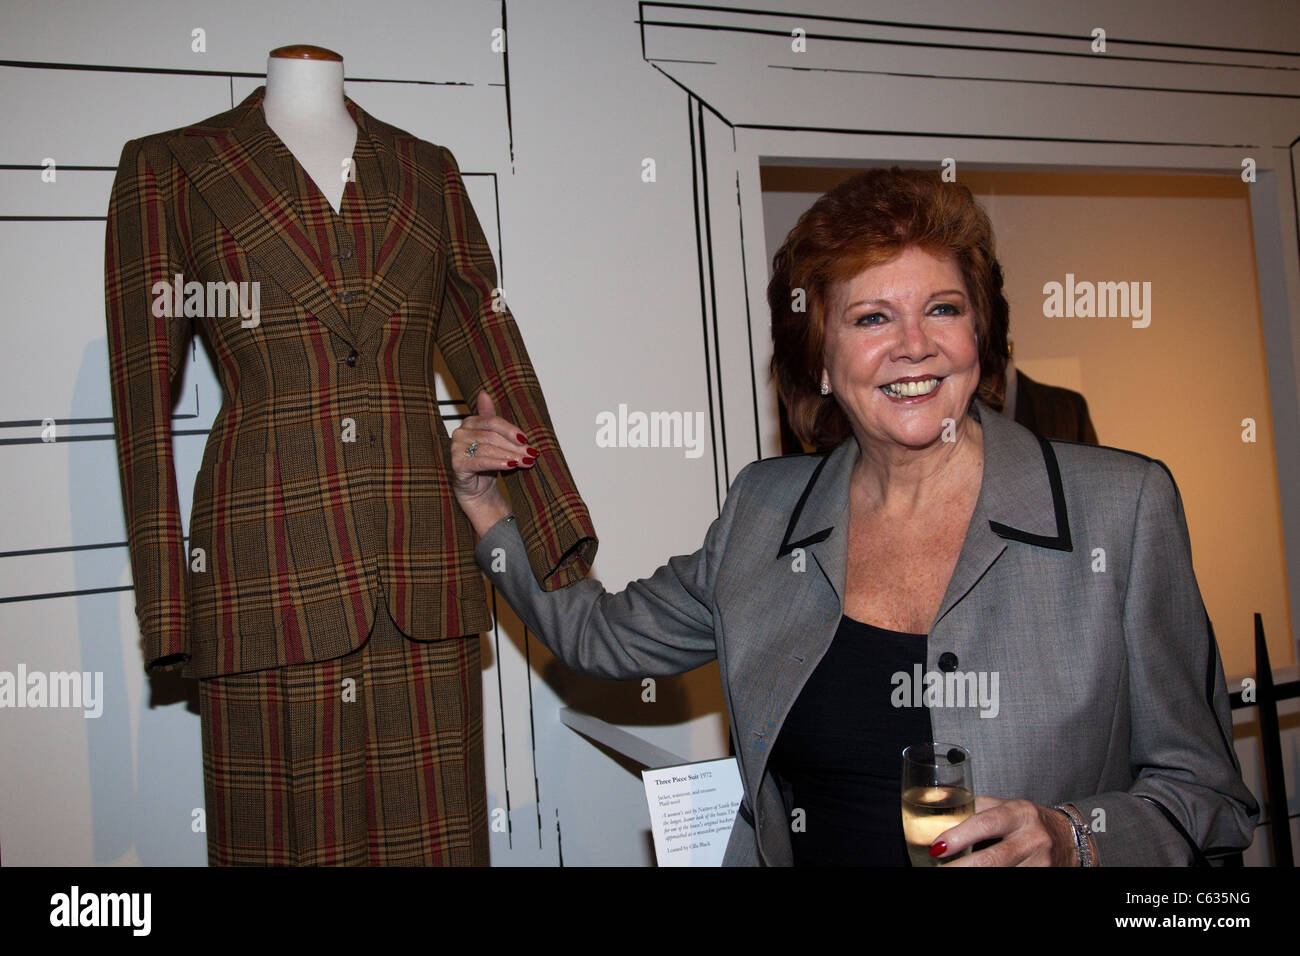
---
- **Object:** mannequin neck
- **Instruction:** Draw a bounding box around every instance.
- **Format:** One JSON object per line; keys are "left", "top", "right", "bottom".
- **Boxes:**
{"left": 261, "top": 56, "right": 356, "bottom": 213}
{"left": 263, "top": 57, "right": 351, "bottom": 127}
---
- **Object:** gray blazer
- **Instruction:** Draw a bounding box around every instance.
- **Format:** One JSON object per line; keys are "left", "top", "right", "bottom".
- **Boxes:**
{"left": 475, "top": 400, "right": 1258, "bottom": 865}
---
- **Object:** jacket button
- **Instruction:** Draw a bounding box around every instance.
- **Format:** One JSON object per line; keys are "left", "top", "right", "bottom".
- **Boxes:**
{"left": 340, "top": 291, "right": 354, "bottom": 305}
{"left": 938, "top": 652, "right": 959, "bottom": 672}
{"left": 346, "top": 350, "right": 358, "bottom": 367}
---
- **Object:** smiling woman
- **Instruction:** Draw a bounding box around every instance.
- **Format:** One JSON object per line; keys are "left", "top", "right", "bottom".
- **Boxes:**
{"left": 450, "top": 166, "right": 1258, "bottom": 867}
{"left": 820, "top": 246, "right": 982, "bottom": 454}
{"left": 769, "top": 167, "right": 1008, "bottom": 453}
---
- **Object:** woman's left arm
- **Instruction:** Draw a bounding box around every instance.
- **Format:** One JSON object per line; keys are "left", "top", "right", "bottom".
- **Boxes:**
{"left": 938, "top": 458, "right": 1260, "bottom": 866}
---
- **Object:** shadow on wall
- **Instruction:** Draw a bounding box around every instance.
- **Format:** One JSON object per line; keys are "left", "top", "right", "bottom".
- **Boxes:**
{"left": 74, "top": 337, "right": 204, "bottom": 865}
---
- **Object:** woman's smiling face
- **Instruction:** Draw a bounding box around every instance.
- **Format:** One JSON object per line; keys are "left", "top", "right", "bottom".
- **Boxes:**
{"left": 821, "top": 245, "right": 982, "bottom": 451}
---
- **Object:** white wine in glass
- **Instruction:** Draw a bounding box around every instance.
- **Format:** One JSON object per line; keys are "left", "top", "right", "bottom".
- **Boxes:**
{"left": 901, "top": 744, "right": 974, "bottom": 866}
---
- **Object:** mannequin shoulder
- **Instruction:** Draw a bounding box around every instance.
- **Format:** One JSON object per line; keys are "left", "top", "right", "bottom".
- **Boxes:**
{"left": 114, "top": 99, "right": 254, "bottom": 171}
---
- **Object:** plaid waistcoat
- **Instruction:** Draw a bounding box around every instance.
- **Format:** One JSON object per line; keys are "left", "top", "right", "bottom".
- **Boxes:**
{"left": 105, "top": 86, "right": 597, "bottom": 678}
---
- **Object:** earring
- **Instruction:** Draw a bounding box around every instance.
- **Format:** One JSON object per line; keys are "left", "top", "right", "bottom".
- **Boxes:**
{"left": 820, "top": 381, "right": 830, "bottom": 396}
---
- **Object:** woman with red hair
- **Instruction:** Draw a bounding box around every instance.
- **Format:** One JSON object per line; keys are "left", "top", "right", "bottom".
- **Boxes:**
{"left": 449, "top": 168, "right": 1256, "bottom": 867}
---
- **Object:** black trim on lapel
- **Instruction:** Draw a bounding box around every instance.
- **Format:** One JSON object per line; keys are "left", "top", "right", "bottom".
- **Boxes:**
{"left": 776, "top": 453, "right": 833, "bottom": 557}
{"left": 988, "top": 437, "right": 1073, "bottom": 552}
{"left": 737, "top": 801, "right": 755, "bottom": 827}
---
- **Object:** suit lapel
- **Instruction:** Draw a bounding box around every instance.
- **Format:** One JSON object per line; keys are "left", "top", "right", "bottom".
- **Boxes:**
{"left": 734, "top": 439, "right": 853, "bottom": 851}
{"left": 935, "top": 401, "right": 1073, "bottom": 626}
{"left": 350, "top": 107, "right": 446, "bottom": 351}
{"left": 166, "top": 86, "right": 437, "bottom": 349}
{"left": 770, "top": 401, "right": 1072, "bottom": 622}
{"left": 775, "top": 438, "right": 855, "bottom": 602}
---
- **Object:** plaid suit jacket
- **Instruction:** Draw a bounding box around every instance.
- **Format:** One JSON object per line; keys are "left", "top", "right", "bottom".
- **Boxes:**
{"left": 105, "top": 86, "right": 597, "bottom": 678}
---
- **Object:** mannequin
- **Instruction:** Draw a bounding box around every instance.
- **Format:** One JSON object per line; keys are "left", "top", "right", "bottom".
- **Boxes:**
{"left": 262, "top": 46, "right": 357, "bottom": 213}
{"left": 104, "top": 44, "right": 599, "bottom": 865}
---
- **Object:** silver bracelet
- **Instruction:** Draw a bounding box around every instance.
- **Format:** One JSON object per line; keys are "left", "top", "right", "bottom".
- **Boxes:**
{"left": 1052, "top": 803, "right": 1097, "bottom": 867}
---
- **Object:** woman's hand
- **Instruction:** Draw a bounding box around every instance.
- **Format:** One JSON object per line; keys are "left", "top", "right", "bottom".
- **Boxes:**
{"left": 930, "top": 796, "right": 1079, "bottom": 867}
{"left": 449, "top": 391, "right": 538, "bottom": 537}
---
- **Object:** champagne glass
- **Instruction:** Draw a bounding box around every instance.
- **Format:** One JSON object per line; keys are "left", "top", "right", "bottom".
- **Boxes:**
{"left": 901, "top": 743, "right": 974, "bottom": 866}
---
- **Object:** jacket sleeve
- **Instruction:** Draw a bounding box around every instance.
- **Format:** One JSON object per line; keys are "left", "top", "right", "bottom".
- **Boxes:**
{"left": 104, "top": 139, "right": 193, "bottom": 673}
{"left": 1068, "top": 459, "right": 1259, "bottom": 864}
{"left": 434, "top": 145, "right": 597, "bottom": 591}
{"left": 469, "top": 460, "right": 759, "bottom": 679}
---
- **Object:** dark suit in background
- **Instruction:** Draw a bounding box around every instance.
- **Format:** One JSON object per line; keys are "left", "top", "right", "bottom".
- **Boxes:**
{"left": 1012, "top": 368, "right": 1099, "bottom": 445}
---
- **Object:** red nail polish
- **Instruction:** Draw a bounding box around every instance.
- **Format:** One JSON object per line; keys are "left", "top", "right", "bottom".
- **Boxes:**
{"left": 526, "top": 447, "right": 539, "bottom": 457}
{"left": 929, "top": 841, "right": 947, "bottom": 858}
{"left": 507, "top": 460, "right": 518, "bottom": 468}
{"left": 521, "top": 456, "right": 535, "bottom": 466}
{"left": 516, "top": 433, "right": 527, "bottom": 443}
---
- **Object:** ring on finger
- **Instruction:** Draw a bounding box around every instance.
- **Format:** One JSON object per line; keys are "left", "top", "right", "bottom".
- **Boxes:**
{"left": 466, "top": 440, "right": 479, "bottom": 458}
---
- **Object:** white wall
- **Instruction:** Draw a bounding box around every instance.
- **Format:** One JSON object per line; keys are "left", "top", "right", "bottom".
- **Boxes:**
{"left": 1, "top": 0, "right": 1297, "bottom": 866}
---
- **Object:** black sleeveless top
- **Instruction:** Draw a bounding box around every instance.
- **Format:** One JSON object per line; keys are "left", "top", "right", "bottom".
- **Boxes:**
{"left": 769, "top": 615, "right": 931, "bottom": 866}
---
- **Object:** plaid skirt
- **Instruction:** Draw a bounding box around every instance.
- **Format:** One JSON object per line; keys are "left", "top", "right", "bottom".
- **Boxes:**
{"left": 197, "top": 606, "right": 489, "bottom": 866}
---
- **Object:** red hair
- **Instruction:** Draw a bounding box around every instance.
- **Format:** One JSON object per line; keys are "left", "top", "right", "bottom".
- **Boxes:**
{"left": 769, "top": 167, "right": 1008, "bottom": 449}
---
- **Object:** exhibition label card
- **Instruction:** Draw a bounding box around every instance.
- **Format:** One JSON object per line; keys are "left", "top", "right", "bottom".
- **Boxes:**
{"left": 642, "top": 757, "right": 742, "bottom": 867}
